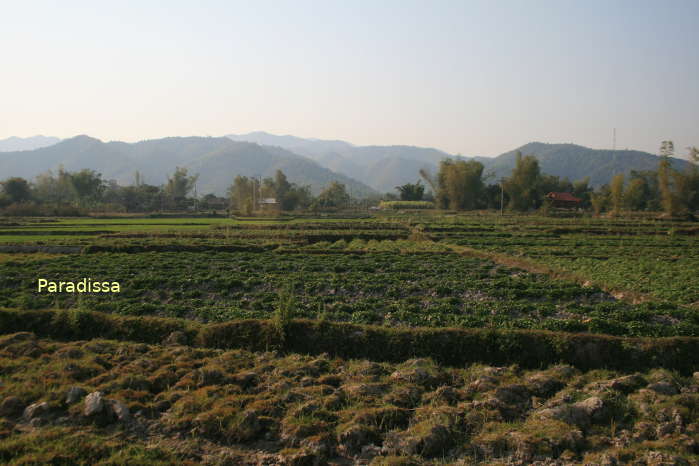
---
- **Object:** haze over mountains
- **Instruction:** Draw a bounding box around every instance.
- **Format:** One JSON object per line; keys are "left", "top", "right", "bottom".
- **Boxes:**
{"left": 0, "top": 136, "right": 60, "bottom": 152}
{"left": 227, "top": 132, "right": 693, "bottom": 191}
{"left": 0, "top": 133, "right": 693, "bottom": 196}
{"left": 0, "top": 136, "right": 375, "bottom": 197}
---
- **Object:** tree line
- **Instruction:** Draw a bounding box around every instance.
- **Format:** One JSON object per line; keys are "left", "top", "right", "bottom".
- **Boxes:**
{"left": 0, "top": 166, "right": 358, "bottom": 216}
{"left": 393, "top": 141, "right": 698, "bottom": 216}
{"left": 0, "top": 166, "right": 205, "bottom": 215}
{"left": 2, "top": 141, "right": 697, "bottom": 216}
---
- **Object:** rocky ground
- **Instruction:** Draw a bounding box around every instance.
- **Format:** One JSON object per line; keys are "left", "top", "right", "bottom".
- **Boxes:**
{"left": 0, "top": 331, "right": 697, "bottom": 465}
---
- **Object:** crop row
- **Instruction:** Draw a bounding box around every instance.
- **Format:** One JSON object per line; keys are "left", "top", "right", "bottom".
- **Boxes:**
{"left": 0, "top": 251, "right": 695, "bottom": 336}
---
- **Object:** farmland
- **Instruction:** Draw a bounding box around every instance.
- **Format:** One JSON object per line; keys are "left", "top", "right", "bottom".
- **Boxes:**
{"left": 1, "top": 212, "right": 698, "bottom": 464}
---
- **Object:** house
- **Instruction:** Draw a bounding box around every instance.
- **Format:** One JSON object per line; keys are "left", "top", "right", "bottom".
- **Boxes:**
{"left": 545, "top": 192, "right": 582, "bottom": 208}
{"left": 258, "top": 198, "right": 278, "bottom": 211}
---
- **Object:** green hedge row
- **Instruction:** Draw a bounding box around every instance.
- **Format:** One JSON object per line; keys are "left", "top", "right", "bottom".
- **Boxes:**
{"left": 379, "top": 201, "right": 435, "bottom": 210}
{"left": 1, "top": 309, "right": 698, "bottom": 374}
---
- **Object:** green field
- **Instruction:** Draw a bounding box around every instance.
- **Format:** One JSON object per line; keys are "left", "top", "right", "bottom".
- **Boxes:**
{"left": 1, "top": 212, "right": 698, "bottom": 464}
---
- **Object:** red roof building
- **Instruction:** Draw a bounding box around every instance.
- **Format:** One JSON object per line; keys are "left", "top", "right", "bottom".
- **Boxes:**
{"left": 545, "top": 192, "right": 582, "bottom": 208}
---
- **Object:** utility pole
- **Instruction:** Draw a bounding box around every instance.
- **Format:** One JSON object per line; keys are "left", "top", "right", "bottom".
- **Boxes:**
{"left": 613, "top": 128, "right": 616, "bottom": 151}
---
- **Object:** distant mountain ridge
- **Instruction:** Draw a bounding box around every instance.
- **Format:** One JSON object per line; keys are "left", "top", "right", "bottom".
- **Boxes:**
{"left": 227, "top": 132, "right": 694, "bottom": 190}
{"left": 227, "top": 132, "right": 460, "bottom": 193}
{"left": 2, "top": 132, "right": 693, "bottom": 197}
{"left": 0, "top": 135, "right": 375, "bottom": 197}
{"left": 481, "top": 142, "right": 693, "bottom": 187}
{"left": 0, "top": 136, "right": 60, "bottom": 152}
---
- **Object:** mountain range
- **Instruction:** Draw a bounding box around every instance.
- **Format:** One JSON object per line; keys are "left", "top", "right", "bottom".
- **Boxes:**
{"left": 0, "top": 133, "right": 694, "bottom": 196}
{"left": 0, "top": 136, "right": 61, "bottom": 152}
{"left": 0, "top": 136, "right": 375, "bottom": 197}
{"left": 227, "top": 133, "right": 693, "bottom": 191}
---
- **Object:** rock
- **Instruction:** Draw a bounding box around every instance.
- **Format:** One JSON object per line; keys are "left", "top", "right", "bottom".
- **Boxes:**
{"left": 107, "top": 399, "right": 130, "bottom": 422}
{"left": 0, "top": 396, "right": 24, "bottom": 417}
{"left": 537, "top": 396, "right": 608, "bottom": 428}
{"left": 65, "top": 387, "right": 87, "bottom": 405}
{"left": 164, "top": 331, "right": 187, "bottom": 346}
{"left": 647, "top": 381, "right": 679, "bottom": 396}
{"left": 22, "top": 401, "right": 49, "bottom": 421}
{"left": 575, "top": 396, "right": 607, "bottom": 422}
{"left": 83, "top": 391, "right": 105, "bottom": 417}
{"left": 693, "top": 372, "right": 699, "bottom": 383}
{"left": 608, "top": 374, "right": 646, "bottom": 393}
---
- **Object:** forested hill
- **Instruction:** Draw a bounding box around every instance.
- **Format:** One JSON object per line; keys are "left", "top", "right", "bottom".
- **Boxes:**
{"left": 481, "top": 142, "right": 693, "bottom": 187}
{"left": 0, "top": 136, "right": 376, "bottom": 197}
{"left": 227, "top": 132, "right": 459, "bottom": 193}
{"left": 228, "top": 132, "right": 694, "bottom": 190}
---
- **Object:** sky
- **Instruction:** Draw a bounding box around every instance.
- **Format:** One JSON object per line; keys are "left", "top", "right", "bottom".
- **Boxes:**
{"left": 1, "top": 0, "right": 698, "bottom": 157}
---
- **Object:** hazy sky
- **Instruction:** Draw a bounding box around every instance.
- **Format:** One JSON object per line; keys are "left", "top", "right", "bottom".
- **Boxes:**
{"left": 2, "top": 0, "right": 697, "bottom": 157}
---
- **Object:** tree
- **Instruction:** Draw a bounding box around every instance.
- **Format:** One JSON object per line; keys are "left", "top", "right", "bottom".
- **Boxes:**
{"left": 590, "top": 185, "right": 610, "bottom": 216}
{"left": 629, "top": 170, "right": 660, "bottom": 211}
{"left": 624, "top": 178, "right": 647, "bottom": 211}
{"left": 439, "top": 159, "right": 484, "bottom": 210}
{"left": 315, "top": 181, "right": 350, "bottom": 209}
{"left": 395, "top": 181, "right": 425, "bottom": 201}
{"left": 69, "top": 169, "right": 104, "bottom": 206}
{"left": 658, "top": 140, "right": 681, "bottom": 215}
{"left": 32, "top": 168, "right": 75, "bottom": 204}
{"left": 270, "top": 170, "right": 310, "bottom": 211}
{"left": 572, "top": 177, "right": 593, "bottom": 208}
{"left": 419, "top": 168, "right": 438, "bottom": 194}
{"left": 227, "top": 175, "right": 259, "bottom": 215}
{"left": 609, "top": 173, "right": 625, "bottom": 215}
{"left": 165, "top": 167, "right": 198, "bottom": 202}
{"left": 1, "top": 177, "right": 32, "bottom": 203}
{"left": 503, "top": 152, "right": 541, "bottom": 211}
{"left": 274, "top": 170, "right": 291, "bottom": 199}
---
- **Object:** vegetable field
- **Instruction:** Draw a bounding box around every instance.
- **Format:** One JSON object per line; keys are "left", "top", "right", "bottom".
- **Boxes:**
{"left": 1, "top": 212, "right": 698, "bottom": 465}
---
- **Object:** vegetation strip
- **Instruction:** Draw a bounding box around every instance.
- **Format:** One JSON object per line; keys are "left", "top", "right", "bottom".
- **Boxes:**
{"left": 1, "top": 309, "right": 698, "bottom": 374}
{"left": 446, "top": 243, "right": 659, "bottom": 306}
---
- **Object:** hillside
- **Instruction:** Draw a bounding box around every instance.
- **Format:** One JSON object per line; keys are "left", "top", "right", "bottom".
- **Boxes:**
{"left": 0, "top": 136, "right": 375, "bottom": 197}
{"left": 229, "top": 132, "right": 695, "bottom": 192}
{"left": 227, "top": 132, "right": 455, "bottom": 193}
{"left": 0, "top": 135, "right": 60, "bottom": 152}
{"left": 482, "top": 142, "right": 694, "bottom": 187}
